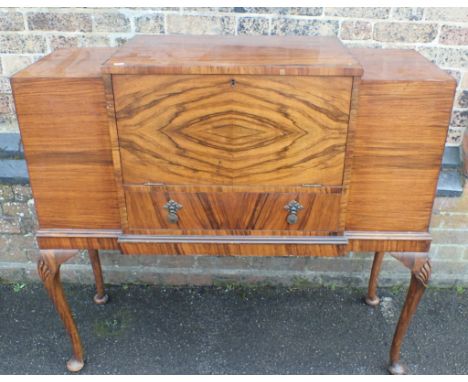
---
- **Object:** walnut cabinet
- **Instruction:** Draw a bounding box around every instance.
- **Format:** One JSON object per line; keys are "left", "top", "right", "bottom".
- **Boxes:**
{"left": 11, "top": 35, "right": 456, "bottom": 374}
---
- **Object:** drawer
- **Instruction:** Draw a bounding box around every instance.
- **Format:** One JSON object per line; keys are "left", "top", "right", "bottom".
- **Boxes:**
{"left": 124, "top": 185, "right": 342, "bottom": 234}
{"left": 113, "top": 74, "right": 352, "bottom": 186}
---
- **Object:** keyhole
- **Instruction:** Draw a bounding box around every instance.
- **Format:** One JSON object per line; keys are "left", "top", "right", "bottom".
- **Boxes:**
{"left": 230, "top": 79, "right": 236, "bottom": 88}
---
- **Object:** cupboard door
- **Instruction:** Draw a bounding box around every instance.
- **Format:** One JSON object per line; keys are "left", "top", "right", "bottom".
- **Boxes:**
{"left": 113, "top": 75, "right": 352, "bottom": 186}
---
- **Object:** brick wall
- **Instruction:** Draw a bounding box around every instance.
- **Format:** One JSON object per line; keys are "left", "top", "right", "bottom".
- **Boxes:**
{"left": 1, "top": 7, "right": 467, "bottom": 287}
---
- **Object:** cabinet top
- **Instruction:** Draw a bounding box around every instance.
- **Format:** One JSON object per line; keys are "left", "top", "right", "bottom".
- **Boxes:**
{"left": 13, "top": 48, "right": 117, "bottom": 79}
{"left": 350, "top": 48, "right": 456, "bottom": 83}
{"left": 102, "top": 35, "right": 363, "bottom": 76}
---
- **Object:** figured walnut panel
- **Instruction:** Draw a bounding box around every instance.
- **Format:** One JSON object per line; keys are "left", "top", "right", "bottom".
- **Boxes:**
{"left": 113, "top": 74, "right": 352, "bottom": 186}
{"left": 12, "top": 77, "right": 120, "bottom": 229}
{"left": 124, "top": 185, "right": 342, "bottom": 233}
{"left": 346, "top": 80, "right": 455, "bottom": 232}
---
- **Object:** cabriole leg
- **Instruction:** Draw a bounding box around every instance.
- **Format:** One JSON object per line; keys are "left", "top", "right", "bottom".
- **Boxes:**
{"left": 388, "top": 253, "right": 431, "bottom": 375}
{"left": 88, "top": 249, "right": 109, "bottom": 305}
{"left": 37, "top": 250, "right": 84, "bottom": 372}
{"left": 365, "top": 251, "right": 385, "bottom": 306}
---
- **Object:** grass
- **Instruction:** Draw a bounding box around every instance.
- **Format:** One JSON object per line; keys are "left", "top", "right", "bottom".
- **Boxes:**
{"left": 390, "top": 284, "right": 404, "bottom": 295}
{"left": 289, "top": 276, "right": 315, "bottom": 290}
{"left": 12, "top": 283, "right": 26, "bottom": 293}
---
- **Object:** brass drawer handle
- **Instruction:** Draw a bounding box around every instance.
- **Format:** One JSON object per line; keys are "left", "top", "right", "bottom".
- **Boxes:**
{"left": 284, "top": 200, "right": 303, "bottom": 225}
{"left": 163, "top": 199, "right": 182, "bottom": 224}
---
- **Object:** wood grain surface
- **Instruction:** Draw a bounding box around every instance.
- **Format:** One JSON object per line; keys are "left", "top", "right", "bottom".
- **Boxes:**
{"left": 37, "top": 250, "right": 84, "bottom": 372}
{"left": 35, "top": 228, "right": 432, "bottom": 254}
{"left": 350, "top": 48, "right": 456, "bottom": 83}
{"left": 338, "top": 76, "right": 360, "bottom": 231}
{"left": 346, "top": 231, "right": 431, "bottom": 252}
{"left": 12, "top": 73, "right": 121, "bottom": 229}
{"left": 36, "top": 229, "right": 121, "bottom": 250}
{"left": 124, "top": 185, "right": 342, "bottom": 232}
{"left": 102, "top": 73, "right": 130, "bottom": 231}
{"left": 118, "top": 236, "right": 347, "bottom": 257}
{"left": 346, "top": 48, "right": 456, "bottom": 232}
{"left": 103, "top": 35, "right": 363, "bottom": 76}
{"left": 14, "top": 48, "right": 116, "bottom": 78}
{"left": 113, "top": 74, "right": 352, "bottom": 186}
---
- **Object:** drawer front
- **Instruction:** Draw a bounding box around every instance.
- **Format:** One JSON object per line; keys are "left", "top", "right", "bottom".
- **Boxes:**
{"left": 124, "top": 186, "right": 342, "bottom": 233}
{"left": 113, "top": 75, "right": 352, "bottom": 186}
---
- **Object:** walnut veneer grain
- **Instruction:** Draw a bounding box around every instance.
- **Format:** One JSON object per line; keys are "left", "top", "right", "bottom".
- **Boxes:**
{"left": 113, "top": 74, "right": 352, "bottom": 186}
{"left": 12, "top": 49, "right": 120, "bottom": 230}
{"left": 103, "top": 35, "right": 363, "bottom": 76}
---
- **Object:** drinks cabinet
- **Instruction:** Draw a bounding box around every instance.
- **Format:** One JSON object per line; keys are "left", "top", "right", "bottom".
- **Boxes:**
{"left": 11, "top": 35, "right": 456, "bottom": 374}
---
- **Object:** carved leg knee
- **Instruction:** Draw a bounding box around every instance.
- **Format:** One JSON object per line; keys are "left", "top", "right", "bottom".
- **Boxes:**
{"left": 388, "top": 253, "right": 431, "bottom": 375}
{"left": 88, "top": 249, "right": 109, "bottom": 305}
{"left": 365, "top": 251, "right": 385, "bottom": 306}
{"left": 38, "top": 250, "right": 85, "bottom": 372}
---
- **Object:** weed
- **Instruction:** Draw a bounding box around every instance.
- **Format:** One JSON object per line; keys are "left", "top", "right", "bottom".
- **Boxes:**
{"left": 213, "top": 279, "right": 240, "bottom": 291}
{"left": 455, "top": 285, "right": 464, "bottom": 295}
{"left": 289, "top": 276, "right": 314, "bottom": 290}
{"left": 12, "top": 283, "right": 26, "bottom": 293}
{"left": 390, "top": 284, "right": 404, "bottom": 295}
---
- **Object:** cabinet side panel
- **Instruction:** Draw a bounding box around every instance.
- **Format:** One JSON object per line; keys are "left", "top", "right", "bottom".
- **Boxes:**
{"left": 346, "top": 80, "right": 455, "bottom": 232}
{"left": 12, "top": 77, "right": 121, "bottom": 229}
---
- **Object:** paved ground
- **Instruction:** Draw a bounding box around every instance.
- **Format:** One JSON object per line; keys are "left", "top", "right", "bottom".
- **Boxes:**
{"left": 0, "top": 282, "right": 467, "bottom": 375}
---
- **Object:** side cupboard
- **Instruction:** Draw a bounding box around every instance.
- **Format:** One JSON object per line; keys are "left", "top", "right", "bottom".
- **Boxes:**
{"left": 11, "top": 35, "right": 456, "bottom": 374}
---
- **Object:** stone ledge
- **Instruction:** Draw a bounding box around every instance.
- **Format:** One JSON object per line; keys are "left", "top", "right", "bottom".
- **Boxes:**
{"left": 437, "top": 146, "right": 465, "bottom": 197}
{"left": 1, "top": 258, "right": 467, "bottom": 287}
{"left": 442, "top": 146, "right": 462, "bottom": 169}
{"left": 0, "top": 133, "right": 23, "bottom": 159}
{"left": 437, "top": 170, "right": 465, "bottom": 197}
{"left": 0, "top": 159, "right": 28, "bottom": 185}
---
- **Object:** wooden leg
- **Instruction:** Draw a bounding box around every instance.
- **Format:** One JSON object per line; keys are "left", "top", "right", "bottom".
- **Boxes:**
{"left": 365, "top": 251, "right": 385, "bottom": 306}
{"left": 388, "top": 253, "right": 432, "bottom": 375}
{"left": 37, "top": 250, "right": 85, "bottom": 372}
{"left": 88, "top": 249, "right": 109, "bottom": 305}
